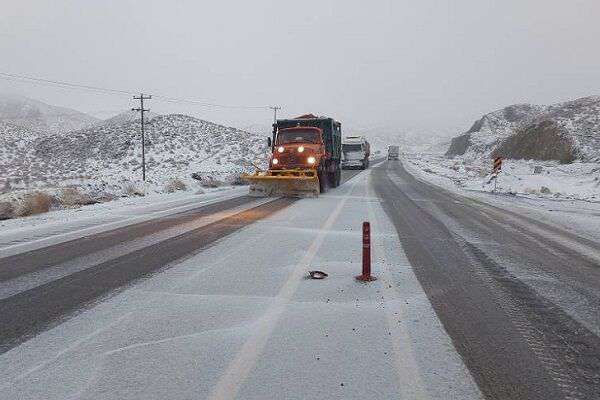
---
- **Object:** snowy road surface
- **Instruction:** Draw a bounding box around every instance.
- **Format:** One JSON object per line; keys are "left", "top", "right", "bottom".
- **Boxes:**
{"left": 0, "top": 187, "right": 250, "bottom": 257}
{"left": 1, "top": 162, "right": 599, "bottom": 399}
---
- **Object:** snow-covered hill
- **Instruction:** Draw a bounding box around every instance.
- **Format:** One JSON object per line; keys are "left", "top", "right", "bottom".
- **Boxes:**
{"left": 408, "top": 96, "right": 600, "bottom": 203}
{"left": 0, "top": 94, "right": 99, "bottom": 135}
{"left": 542, "top": 96, "right": 600, "bottom": 161}
{"left": 1, "top": 112, "right": 269, "bottom": 197}
{"left": 95, "top": 110, "right": 160, "bottom": 128}
{"left": 447, "top": 96, "right": 600, "bottom": 163}
{"left": 0, "top": 121, "right": 39, "bottom": 191}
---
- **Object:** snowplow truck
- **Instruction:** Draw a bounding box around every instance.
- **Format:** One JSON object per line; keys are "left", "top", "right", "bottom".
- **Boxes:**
{"left": 243, "top": 114, "right": 342, "bottom": 197}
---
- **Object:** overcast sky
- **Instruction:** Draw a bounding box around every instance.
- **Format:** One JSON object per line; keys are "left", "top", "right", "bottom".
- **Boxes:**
{"left": 1, "top": 0, "right": 599, "bottom": 136}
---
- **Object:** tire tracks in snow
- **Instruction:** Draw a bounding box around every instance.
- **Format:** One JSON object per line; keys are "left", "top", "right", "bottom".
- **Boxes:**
{"left": 365, "top": 172, "right": 429, "bottom": 399}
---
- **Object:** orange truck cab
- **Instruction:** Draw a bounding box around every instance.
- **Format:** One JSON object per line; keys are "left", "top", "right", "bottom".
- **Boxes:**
{"left": 243, "top": 114, "right": 342, "bottom": 197}
{"left": 269, "top": 115, "right": 342, "bottom": 192}
{"left": 271, "top": 127, "right": 323, "bottom": 169}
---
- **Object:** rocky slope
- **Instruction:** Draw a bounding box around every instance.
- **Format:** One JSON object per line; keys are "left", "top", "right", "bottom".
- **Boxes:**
{"left": 446, "top": 96, "right": 600, "bottom": 163}
{"left": 0, "top": 94, "right": 99, "bottom": 135}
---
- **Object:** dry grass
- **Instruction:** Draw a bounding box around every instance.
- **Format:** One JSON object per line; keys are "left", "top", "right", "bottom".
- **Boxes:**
{"left": 0, "top": 202, "right": 15, "bottom": 220}
{"left": 15, "top": 192, "right": 55, "bottom": 217}
{"left": 122, "top": 182, "right": 145, "bottom": 197}
{"left": 59, "top": 187, "right": 97, "bottom": 207}
{"left": 199, "top": 177, "right": 221, "bottom": 188}
{"left": 164, "top": 178, "right": 187, "bottom": 193}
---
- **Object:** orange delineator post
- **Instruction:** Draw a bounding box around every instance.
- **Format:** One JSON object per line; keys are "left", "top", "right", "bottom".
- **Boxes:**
{"left": 356, "top": 221, "right": 377, "bottom": 282}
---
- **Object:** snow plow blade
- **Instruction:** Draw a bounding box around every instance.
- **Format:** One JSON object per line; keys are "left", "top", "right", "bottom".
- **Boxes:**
{"left": 242, "top": 169, "right": 320, "bottom": 198}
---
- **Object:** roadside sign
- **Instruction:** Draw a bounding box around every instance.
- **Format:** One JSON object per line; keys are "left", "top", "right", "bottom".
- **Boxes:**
{"left": 493, "top": 157, "right": 503, "bottom": 174}
{"left": 486, "top": 157, "right": 504, "bottom": 192}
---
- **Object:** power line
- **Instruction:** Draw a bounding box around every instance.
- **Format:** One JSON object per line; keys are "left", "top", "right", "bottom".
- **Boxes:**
{"left": 152, "top": 95, "right": 271, "bottom": 110}
{"left": 0, "top": 71, "right": 135, "bottom": 96}
{"left": 0, "top": 71, "right": 276, "bottom": 111}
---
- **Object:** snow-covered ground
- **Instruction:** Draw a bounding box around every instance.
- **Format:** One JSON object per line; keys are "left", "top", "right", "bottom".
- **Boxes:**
{"left": 405, "top": 152, "right": 600, "bottom": 202}
{"left": 1, "top": 96, "right": 270, "bottom": 212}
{"left": 0, "top": 109, "right": 269, "bottom": 222}
{"left": 0, "top": 169, "right": 482, "bottom": 400}
{"left": 1, "top": 113, "right": 268, "bottom": 197}
{"left": 403, "top": 152, "right": 600, "bottom": 243}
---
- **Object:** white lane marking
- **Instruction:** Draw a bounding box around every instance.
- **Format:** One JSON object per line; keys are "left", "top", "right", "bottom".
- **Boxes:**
{"left": 0, "top": 190, "right": 249, "bottom": 258}
{"left": 207, "top": 179, "right": 357, "bottom": 400}
{"left": 0, "top": 198, "right": 275, "bottom": 299}
{"left": 365, "top": 172, "right": 429, "bottom": 399}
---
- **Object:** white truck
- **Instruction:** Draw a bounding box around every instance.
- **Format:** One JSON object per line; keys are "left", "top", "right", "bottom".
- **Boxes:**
{"left": 342, "top": 136, "right": 370, "bottom": 169}
{"left": 387, "top": 145, "right": 399, "bottom": 160}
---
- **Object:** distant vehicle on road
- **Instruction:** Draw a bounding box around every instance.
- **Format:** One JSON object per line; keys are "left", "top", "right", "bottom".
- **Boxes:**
{"left": 243, "top": 114, "right": 342, "bottom": 197}
{"left": 388, "top": 145, "right": 399, "bottom": 160}
{"left": 342, "top": 136, "right": 370, "bottom": 169}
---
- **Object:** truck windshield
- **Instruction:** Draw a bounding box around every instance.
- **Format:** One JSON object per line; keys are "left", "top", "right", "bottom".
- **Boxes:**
{"left": 277, "top": 129, "right": 321, "bottom": 144}
{"left": 343, "top": 144, "right": 362, "bottom": 152}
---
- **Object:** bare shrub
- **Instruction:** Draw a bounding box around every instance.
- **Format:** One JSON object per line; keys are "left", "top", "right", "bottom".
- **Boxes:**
{"left": 16, "top": 192, "right": 55, "bottom": 217}
{"left": 122, "top": 182, "right": 145, "bottom": 197}
{"left": 0, "top": 202, "right": 15, "bottom": 220}
{"left": 94, "top": 192, "right": 117, "bottom": 203}
{"left": 229, "top": 174, "right": 247, "bottom": 186}
{"left": 59, "top": 187, "right": 97, "bottom": 207}
{"left": 200, "top": 177, "right": 220, "bottom": 188}
{"left": 164, "top": 178, "right": 187, "bottom": 193}
{"left": 191, "top": 172, "right": 203, "bottom": 181}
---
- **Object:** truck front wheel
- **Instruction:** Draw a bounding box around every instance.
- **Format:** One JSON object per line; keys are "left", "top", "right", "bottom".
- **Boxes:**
{"left": 318, "top": 169, "right": 327, "bottom": 193}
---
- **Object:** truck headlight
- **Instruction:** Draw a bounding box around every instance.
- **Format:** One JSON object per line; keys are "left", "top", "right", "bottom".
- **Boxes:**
{"left": 297, "top": 146, "right": 304, "bottom": 153}
{"left": 272, "top": 158, "right": 279, "bottom": 165}
{"left": 277, "top": 146, "right": 285, "bottom": 153}
{"left": 307, "top": 156, "right": 316, "bottom": 164}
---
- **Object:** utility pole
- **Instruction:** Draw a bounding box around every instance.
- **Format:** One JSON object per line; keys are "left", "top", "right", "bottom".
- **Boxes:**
{"left": 132, "top": 93, "right": 152, "bottom": 182}
{"left": 269, "top": 106, "right": 281, "bottom": 124}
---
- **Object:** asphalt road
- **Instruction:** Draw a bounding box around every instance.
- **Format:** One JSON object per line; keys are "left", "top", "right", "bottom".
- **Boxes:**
{"left": 4, "top": 159, "right": 598, "bottom": 399}
{"left": 372, "top": 160, "right": 600, "bottom": 400}
{"left": 0, "top": 167, "right": 365, "bottom": 354}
